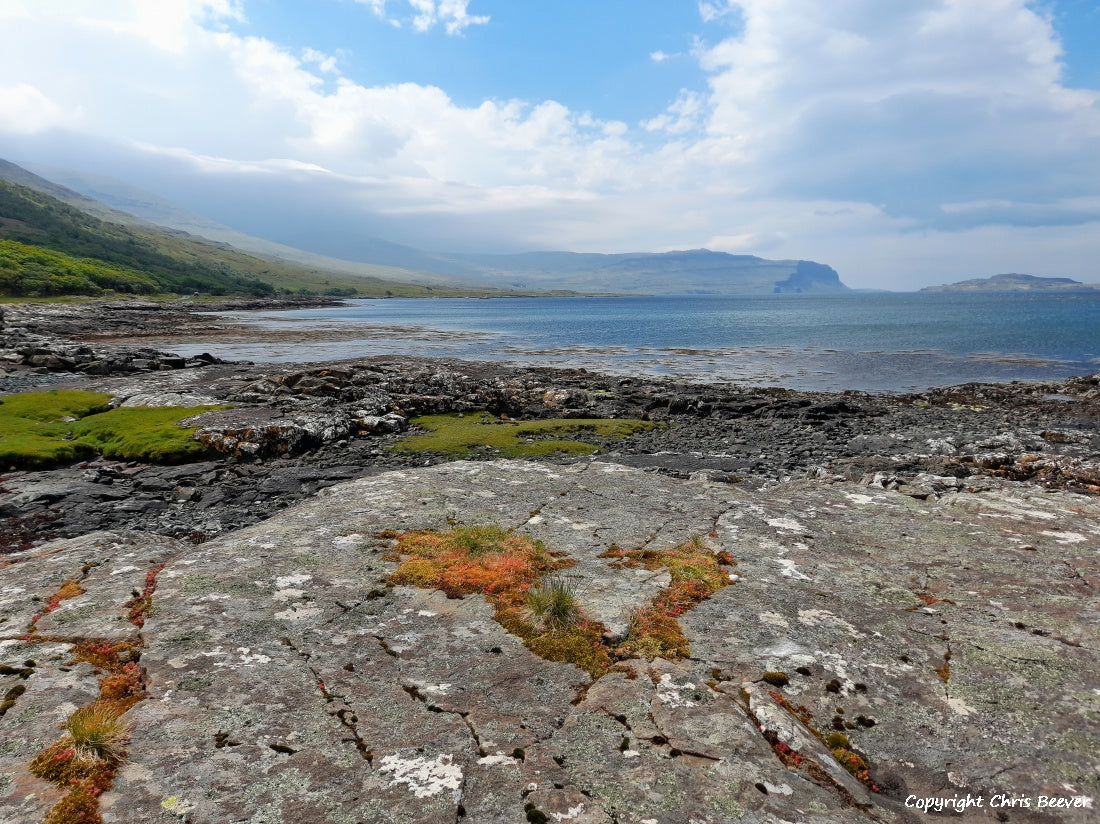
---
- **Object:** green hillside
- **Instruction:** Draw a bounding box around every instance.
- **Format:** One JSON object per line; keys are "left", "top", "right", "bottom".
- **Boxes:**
{"left": 0, "top": 178, "right": 513, "bottom": 299}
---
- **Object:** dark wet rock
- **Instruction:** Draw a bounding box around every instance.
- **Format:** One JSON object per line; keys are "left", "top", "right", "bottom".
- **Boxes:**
{"left": 1, "top": 462, "right": 1096, "bottom": 822}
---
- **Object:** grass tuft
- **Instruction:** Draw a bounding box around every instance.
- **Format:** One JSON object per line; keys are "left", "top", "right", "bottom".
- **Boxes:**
{"left": 525, "top": 578, "right": 580, "bottom": 631}
{"left": 65, "top": 703, "right": 129, "bottom": 763}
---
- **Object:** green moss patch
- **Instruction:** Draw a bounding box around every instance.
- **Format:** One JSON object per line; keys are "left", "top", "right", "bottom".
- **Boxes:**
{"left": 391, "top": 411, "right": 658, "bottom": 459}
{"left": 0, "top": 389, "right": 226, "bottom": 468}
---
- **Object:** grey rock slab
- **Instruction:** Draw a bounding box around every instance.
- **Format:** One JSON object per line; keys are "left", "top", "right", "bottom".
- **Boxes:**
{"left": 2, "top": 461, "right": 1098, "bottom": 822}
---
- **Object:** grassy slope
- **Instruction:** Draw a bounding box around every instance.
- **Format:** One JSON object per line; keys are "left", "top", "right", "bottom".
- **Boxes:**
{"left": 0, "top": 178, "right": 524, "bottom": 298}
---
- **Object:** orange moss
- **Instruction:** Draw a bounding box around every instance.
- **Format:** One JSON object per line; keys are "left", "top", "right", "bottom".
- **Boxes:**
{"left": 388, "top": 527, "right": 610, "bottom": 675}
{"left": 613, "top": 538, "right": 733, "bottom": 660}
{"left": 124, "top": 564, "right": 165, "bottom": 627}
{"left": 71, "top": 640, "right": 138, "bottom": 673}
{"left": 26, "top": 563, "right": 163, "bottom": 824}
{"left": 27, "top": 577, "right": 87, "bottom": 630}
{"left": 31, "top": 740, "right": 118, "bottom": 824}
{"left": 618, "top": 606, "right": 688, "bottom": 659}
{"left": 388, "top": 526, "right": 554, "bottom": 598}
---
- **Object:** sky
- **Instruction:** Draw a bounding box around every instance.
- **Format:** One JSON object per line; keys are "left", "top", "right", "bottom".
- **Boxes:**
{"left": 0, "top": 0, "right": 1099, "bottom": 290}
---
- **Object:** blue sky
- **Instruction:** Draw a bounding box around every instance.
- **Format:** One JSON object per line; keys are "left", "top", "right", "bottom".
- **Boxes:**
{"left": 0, "top": 0, "right": 1098, "bottom": 289}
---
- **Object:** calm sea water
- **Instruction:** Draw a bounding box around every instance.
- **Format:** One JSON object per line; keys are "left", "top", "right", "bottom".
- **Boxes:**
{"left": 172, "top": 293, "right": 1100, "bottom": 393}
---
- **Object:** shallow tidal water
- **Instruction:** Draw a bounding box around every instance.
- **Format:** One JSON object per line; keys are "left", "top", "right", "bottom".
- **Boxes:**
{"left": 168, "top": 292, "right": 1100, "bottom": 393}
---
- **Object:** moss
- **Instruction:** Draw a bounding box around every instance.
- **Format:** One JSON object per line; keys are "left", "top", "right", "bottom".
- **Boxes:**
{"left": 0, "top": 683, "right": 26, "bottom": 716}
{"left": 0, "top": 390, "right": 227, "bottom": 468}
{"left": 388, "top": 526, "right": 611, "bottom": 676}
{"left": 390, "top": 411, "right": 658, "bottom": 459}
{"left": 388, "top": 526, "right": 555, "bottom": 597}
{"left": 762, "top": 671, "right": 790, "bottom": 688}
{"left": 522, "top": 621, "right": 612, "bottom": 678}
{"left": 825, "top": 732, "right": 850, "bottom": 750}
{"left": 618, "top": 606, "right": 688, "bottom": 659}
{"left": 613, "top": 537, "right": 733, "bottom": 660}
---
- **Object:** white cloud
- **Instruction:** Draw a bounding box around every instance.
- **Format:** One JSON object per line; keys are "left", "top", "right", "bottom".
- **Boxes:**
{"left": 357, "top": 0, "right": 489, "bottom": 35}
{"left": 698, "top": 1, "right": 736, "bottom": 24}
{"left": 642, "top": 90, "right": 704, "bottom": 135}
{"left": 0, "top": 0, "right": 1097, "bottom": 289}
{"left": 0, "top": 84, "right": 70, "bottom": 134}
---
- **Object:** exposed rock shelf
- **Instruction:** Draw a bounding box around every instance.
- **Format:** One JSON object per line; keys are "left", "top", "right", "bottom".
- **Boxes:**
{"left": 2, "top": 461, "right": 1097, "bottom": 822}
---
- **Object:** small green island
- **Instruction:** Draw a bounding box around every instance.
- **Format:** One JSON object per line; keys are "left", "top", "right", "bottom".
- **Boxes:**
{"left": 921, "top": 273, "right": 1100, "bottom": 292}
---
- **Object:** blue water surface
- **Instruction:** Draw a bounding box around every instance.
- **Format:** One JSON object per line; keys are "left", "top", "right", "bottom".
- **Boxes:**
{"left": 173, "top": 293, "right": 1100, "bottom": 393}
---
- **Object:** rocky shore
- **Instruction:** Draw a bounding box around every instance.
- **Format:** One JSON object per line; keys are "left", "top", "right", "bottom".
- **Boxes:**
{"left": 1, "top": 299, "right": 1097, "bottom": 550}
{"left": 1, "top": 299, "right": 1098, "bottom": 822}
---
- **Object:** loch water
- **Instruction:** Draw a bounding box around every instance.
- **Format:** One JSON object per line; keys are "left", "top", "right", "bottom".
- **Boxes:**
{"left": 175, "top": 292, "right": 1100, "bottom": 393}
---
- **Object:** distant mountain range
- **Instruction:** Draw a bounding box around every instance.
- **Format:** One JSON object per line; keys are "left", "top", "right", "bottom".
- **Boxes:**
{"left": 921, "top": 273, "right": 1100, "bottom": 293}
{"left": 5, "top": 158, "right": 850, "bottom": 297}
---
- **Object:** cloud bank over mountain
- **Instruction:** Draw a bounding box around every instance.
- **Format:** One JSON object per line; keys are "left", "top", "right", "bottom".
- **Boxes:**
{"left": 0, "top": 0, "right": 1097, "bottom": 289}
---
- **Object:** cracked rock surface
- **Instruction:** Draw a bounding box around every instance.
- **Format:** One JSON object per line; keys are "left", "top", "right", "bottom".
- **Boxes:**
{"left": 2, "top": 461, "right": 1096, "bottom": 823}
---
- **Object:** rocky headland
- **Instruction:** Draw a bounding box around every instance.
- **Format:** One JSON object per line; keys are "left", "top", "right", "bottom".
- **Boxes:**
{"left": 1, "top": 299, "right": 1098, "bottom": 822}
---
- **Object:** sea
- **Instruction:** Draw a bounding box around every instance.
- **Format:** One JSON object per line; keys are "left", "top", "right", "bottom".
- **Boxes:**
{"left": 170, "top": 292, "right": 1100, "bottom": 394}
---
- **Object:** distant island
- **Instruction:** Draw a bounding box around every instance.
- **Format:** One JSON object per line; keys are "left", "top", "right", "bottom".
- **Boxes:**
{"left": 921, "top": 273, "right": 1100, "bottom": 293}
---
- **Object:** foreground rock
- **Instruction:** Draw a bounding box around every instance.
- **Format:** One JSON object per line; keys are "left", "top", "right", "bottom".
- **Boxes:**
{"left": 2, "top": 462, "right": 1096, "bottom": 822}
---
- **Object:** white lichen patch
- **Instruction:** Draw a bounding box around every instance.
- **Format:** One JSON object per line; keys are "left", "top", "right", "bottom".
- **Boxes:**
{"left": 275, "top": 573, "right": 312, "bottom": 588}
{"left": 844, "top": 492, "right": 877, "bottom": 505}
{"left": 332, "top": 533, "right": 363, "bottom": 547}
{"left": 762, "top": 781, "right": 793, "bottom": 796}
{"left": 410, "top": 680, "right": 452, "bottom": 696}
{"left": 798, "top": 609, "right": 864, "bottom": 638}
{"left": 947, "top": 696, "right": 978, "bottom": 717}
{"left": 417, "top": 610, "right": 438, "bottom": 617}
{"left": 767, "top": 517, "right": 807, "bottom": 533}
{"left": 273, "top": 604, "right": 323, "bottom": 621}
{"left": 656, "top": 673, "right": 698, "bottom": 708}
{"left": 477, "top": 752, "right": 519, "bottom": 766}
{"left": 758, "top": 611, "right": 791, "bottom": 629}
{"left": 211, "top": 647, "right": 272, "bottom": 668}
{"left": 551, "top": 804, "right": 587, "bottom": 821}
{"left": 378, "top": 753, "right": 463, "bottom": 799}
{"left": 776, "top": 558, "right": 810, "bottom": 581}
{"left": 1040, "top": 530, "right": 1087, "bottom": 544}
{"left": 110, "top": 565, "right": 140, "bottom": 575}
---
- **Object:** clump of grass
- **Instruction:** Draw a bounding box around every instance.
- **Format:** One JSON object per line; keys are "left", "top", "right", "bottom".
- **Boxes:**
{"left": 525, "top": 578, "right": 580, "bottom": 631}
{"left": 390, "top": 411, "right": 658, "bottom": 460}
{"left": 65, "top": 702, "right": 129, "bottom": 762}
{"left": 0, "top": 389, "right": 227, "bottom": 468}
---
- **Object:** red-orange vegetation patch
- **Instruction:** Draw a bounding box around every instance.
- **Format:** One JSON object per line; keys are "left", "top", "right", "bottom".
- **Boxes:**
{"left": 24, "top": 563, "right": 165, "bottom": 824}
{"left": 27, "top": 578, "right": 87, "bottom": 631}
{"left": 767, "top": 689, "right": 880, "bottom": 791}
{"left": 614, "top": 537, "right": 735, "bottom": 660}
{"left": 388, "top": 526, "right": 612, "bottom": 676}
{"left": 388, "top": 526, "right": 555, "bottom": 598}
{"left": 124, "top": 563, "right": 165, "bottom": 627}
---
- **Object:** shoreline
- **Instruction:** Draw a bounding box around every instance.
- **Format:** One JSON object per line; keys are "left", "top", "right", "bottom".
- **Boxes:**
{"left": 1, "top": 298, "right": 1098, "bottom": 550}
